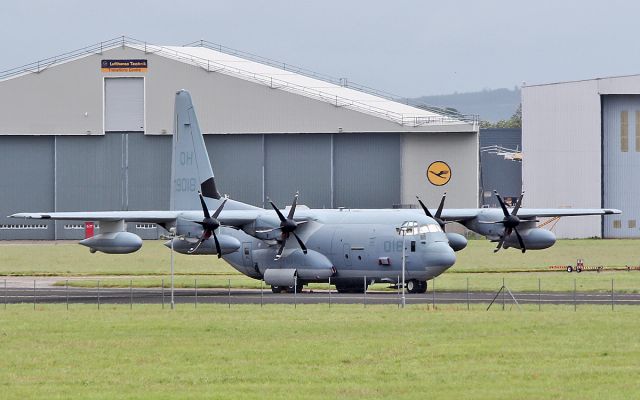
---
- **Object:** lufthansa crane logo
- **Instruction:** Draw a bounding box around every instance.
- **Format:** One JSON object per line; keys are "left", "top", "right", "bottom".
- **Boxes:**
{"left": 426, "top": 161, "right": 451, "bottom": 186}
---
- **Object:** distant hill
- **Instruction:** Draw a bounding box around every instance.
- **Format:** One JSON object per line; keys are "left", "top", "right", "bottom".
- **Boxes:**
{"left": 410, "top": 88, "right": 520, "bottom": 122}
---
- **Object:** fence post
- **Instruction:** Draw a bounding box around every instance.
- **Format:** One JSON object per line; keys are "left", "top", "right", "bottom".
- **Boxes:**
{"left": 98, "top": 280, "right": 101, "bottom": 310}
{"left": 466, "top": 277, "right": 470, "bottom": 311}
{"left": 538, "top": 278, "right": 541, "bottom": 311}
{"left": 162, "top": 279, "right": 165, "bottom": 309}
{"left": 130, "top": 280, "right": 133, "bottom": 310}
{"left": 328, "top": 276, "right": 331, "bottom": 308}
{"left": 397, "top": 275, "right": 400, "bottom": 309}
{"left": 432, "top": 278, "right": 436, "bottom": 310}
{"left": 502, "top": 277, "right": 505, "bottom": 311}
{"left": 363, "top": 276, "right": 367, "bottom": 308}
{"left": 195, "top": 279, "right": 198, "bottom": 309}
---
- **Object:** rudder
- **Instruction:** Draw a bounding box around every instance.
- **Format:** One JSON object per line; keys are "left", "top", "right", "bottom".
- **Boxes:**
{"left": 170, "top": 90, "right": 221, "bottom": 211}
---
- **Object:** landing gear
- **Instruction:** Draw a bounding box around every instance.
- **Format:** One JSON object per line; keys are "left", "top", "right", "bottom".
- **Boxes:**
{"left": 270, "top": 283, "right": 305, "bottom": 293}
{"left": 406, "top": 279, "right": 427, "bottom": 294}
{"left": 335, "top": 283, "right": 367, "bottom": 293}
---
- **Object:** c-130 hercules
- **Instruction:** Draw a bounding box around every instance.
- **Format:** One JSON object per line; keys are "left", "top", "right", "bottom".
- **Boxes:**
{"left": 12, "top": 91, "right": 620, "bottom": 292}
{"left": 12, "top": 90, "right": 458, "bottom": 294}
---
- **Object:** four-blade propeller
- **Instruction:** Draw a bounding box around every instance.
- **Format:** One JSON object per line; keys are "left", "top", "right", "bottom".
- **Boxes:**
{"left": 493, "top": 190, "right": 526, "bottom": 253}
{"left": 416, "top": 192, "right": 448, "bottom": 231}
{"left": 188, "top": 192, "right": 227, "bottom": 257}
{"left": 259, "top": 192, "right": 308, "bottom": 260}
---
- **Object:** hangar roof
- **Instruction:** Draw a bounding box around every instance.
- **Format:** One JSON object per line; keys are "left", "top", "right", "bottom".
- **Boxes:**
{"left": 0, "top": 37, "right": 477, "bottom": 129}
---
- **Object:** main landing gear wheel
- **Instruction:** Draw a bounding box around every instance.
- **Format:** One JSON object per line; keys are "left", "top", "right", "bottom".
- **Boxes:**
{"left": 288, "top": 282, "right": 304, "bottom": 293}
{"left": 406, "top": 279, "right": 427, "bottom": 294}
{"left": 271, "top": 284, "right": 304, "bottom": 293}
{"left": 335, "top": 284, "right": 367, "bottom": 294}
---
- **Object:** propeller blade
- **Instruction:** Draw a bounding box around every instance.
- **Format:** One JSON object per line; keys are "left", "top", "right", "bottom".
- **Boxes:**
{"left": 287, "top": 193, "right": 298, "bottom": 220}
{"left": 198, "top": 192, "right": 211, "bottom": 219}
{"left": 275, "top": 240, "right": 287, "bottom": 260}
{"left": 494, "top": 190, "right": 510, "bottom": 217}
{"left": 292, "top": 232, "right": 308, "bottom": 254}
{"left": 513, "top": 228, "right": 526, "bottom": 253}
{"left": 512, "top": 192, "right": 524, "bottom": 216}
{"left": 188, "top": 231, "right": 209, "bottom": 254}
{"left": 256, "top": 227, "right": 280, "bottom": 234}
{"left": 493, "top": 238, "right": 504, "bottom": 253}
{"left": 212, "top": 199, "right": 228, "bottom": 219}
{"left": 416, "top": 197, "right": 434, "bottom": 218}
{"left": 213, "top": 232, "right": 222, "bottom": 259}
{"left": 435, "top": 192, "right": 447, "bottom": 219}
{"left": 269, "top": 201, "right": 287, "bottom": 222}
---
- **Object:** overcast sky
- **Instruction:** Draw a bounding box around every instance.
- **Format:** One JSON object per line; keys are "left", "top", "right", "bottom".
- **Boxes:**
{"left": 2, "top": 0, "right": 639, "bottom": 97}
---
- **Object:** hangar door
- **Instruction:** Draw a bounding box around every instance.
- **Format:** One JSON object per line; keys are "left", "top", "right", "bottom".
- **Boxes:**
{"left": 603, "top": 95, "right": 640, "bottom": 238}
{"left": 104, "top": 77, "right": 144, "bottom": 133}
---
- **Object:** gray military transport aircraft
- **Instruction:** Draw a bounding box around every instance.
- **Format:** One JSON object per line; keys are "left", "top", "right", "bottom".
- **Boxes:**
{"left": 11, "top": 90, "right": 620, "bottom": 293}
{"left": 11, "top": 90, "right": 458, "bottom": 294}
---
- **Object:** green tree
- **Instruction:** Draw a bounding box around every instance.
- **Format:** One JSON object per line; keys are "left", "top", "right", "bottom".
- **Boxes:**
{"left": 480, "top": 104, "right": 521, "bottom": 128}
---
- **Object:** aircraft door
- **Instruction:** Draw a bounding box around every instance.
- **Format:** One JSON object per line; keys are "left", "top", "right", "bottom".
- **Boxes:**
{"left": 242, "top": 242, "right": 253, "bottom": 268}
{"left": 343, "top": 243, "right": 352, "bottom": 266}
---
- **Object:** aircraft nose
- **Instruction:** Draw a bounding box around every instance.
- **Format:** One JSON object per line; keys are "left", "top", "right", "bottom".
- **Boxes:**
{"left": 426, "top": 241, "right": 456, "bottom": 268}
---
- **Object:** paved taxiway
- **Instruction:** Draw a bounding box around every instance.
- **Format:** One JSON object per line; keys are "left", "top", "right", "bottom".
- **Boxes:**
{"left": 2, "top": 286, "right": 640, "bottom": 306}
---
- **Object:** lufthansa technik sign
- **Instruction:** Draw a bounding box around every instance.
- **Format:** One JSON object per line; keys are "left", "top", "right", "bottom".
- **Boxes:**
{"left": 101, "top": 59, "right": 148, "bottom": 72}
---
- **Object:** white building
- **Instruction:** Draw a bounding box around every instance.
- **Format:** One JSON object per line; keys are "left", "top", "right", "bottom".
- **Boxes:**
{"left": 522, "top": 75, "right": 640, "bottom": 238}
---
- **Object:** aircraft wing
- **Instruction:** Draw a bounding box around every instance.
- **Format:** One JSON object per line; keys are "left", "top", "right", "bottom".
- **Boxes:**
{"left": 439, "top": 208, "right": 620, "bottom": 221}
{"left": 10, "top": 211, "right": 180, "bottom": 223}
{"left": 511, "top": 208, "right": 621, "bottom": 219}
{"left": 10, "top": 209, "right": 281, "bottom": 228}
{"left": 438, "top": 209, "right": 487, "bottom": 221}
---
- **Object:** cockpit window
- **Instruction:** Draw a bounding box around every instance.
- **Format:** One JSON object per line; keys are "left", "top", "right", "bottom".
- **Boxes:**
{"left": 419, "top": 224, "right": 442, "bottom": 233}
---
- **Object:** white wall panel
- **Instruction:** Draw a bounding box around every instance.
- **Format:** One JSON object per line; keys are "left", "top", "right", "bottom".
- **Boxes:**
{"left": 522, "top": 81, "right": 602, "bottom": 238}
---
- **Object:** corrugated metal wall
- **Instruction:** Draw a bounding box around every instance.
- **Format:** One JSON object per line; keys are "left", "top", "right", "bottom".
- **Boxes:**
{"left": 0, "top": 136, "right": 55, "bottom": 239}
{"left": 602, "top": 95, "right": 640, "bottom": 238}
{"left": 334, "top": 133, "right": 400, "bottom": 208}
{"left": 522, "top": 81, "right": 603, "bottom": 238}
{"left": 479, "top": 128, "right": 522, "bottom": 207}
{"left": 0, "top": 131, "right": 472, "bottom": 239}
{"left": 264, "top": 134, "right": 332, "bottom": 208}
{"left": 205, "top": 135, "right": 263, "bottom": 207}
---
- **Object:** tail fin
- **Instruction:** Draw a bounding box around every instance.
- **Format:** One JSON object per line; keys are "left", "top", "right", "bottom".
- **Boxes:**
{"left": 170, "top": 90, "right": 221, "bottom": 211}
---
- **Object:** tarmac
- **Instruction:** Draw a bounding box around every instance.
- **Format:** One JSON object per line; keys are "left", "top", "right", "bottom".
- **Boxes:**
{"left": 1, "top": 278, "right": 639, "bottom": 306}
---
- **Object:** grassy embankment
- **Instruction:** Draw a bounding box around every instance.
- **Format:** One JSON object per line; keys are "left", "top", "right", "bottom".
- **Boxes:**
{"left": 0, "top": 304, "right": 639, "bottom": 399}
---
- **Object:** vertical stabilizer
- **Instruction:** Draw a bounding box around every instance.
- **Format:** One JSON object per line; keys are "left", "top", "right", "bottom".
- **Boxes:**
{"left": 171, "top": 90, "right": 221, "bottom": 211}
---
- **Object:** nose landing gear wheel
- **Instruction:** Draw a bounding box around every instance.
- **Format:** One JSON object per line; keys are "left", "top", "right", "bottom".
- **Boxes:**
{"left": 406, "top": 279, "right": 427, "bottom": 294}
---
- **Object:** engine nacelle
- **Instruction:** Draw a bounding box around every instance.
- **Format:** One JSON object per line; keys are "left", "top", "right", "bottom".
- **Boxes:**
{"left": 264, "top": 268, "right": 298, "bottom": 287}
{"left": 446, "top": 232, "right": 468, "bottom": 252}
{"left": 255, "top": 249, "right": 335, "bottom": 283}
{"left": 79, "top": 232, "right": 143, "bottom": 254}
{"left": 164, "top": 235, "right": 241, "bottom": 255}
{"left": 505, "top": 228, "right": 556, "bottom": 250}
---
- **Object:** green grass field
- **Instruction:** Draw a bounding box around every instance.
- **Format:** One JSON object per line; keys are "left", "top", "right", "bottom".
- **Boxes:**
{"left": 1, "top": 304, "right": 639, "bottom": 399}
{"left": 3, "top": 239, "right": 640, "bottom": 292}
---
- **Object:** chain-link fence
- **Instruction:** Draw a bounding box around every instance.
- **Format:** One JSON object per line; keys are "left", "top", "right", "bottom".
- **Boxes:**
{"left": 2, "top": 275, "right": 640, "bottom": 310}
